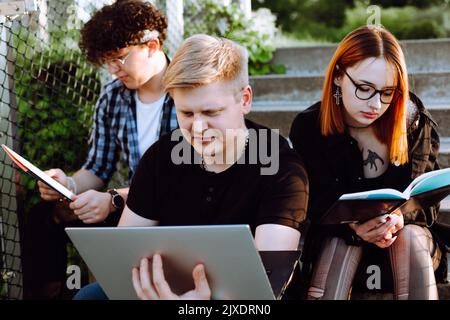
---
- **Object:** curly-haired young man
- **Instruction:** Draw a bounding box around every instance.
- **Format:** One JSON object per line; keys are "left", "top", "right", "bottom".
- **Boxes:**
{"left": 23, "top": 0, "right": 177, "bottom": 299}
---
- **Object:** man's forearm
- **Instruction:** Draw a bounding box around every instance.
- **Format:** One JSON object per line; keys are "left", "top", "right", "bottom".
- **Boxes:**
{"left": 70, "top": 169, "right": 129, "bottom": 206}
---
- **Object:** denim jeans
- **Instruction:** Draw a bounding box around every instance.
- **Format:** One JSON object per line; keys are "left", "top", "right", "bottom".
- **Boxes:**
{"left": 73, "top": 282, "right": 108, "bottom": 300}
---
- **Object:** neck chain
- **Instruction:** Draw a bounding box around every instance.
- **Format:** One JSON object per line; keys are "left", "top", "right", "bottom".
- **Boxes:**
{"left": 201, "top": 131, "right": 250, "bottom": 172}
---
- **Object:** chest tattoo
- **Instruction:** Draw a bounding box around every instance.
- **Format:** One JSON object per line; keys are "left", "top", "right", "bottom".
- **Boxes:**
{"left": 362, "top": 148, "right": 385, "bottom": 171}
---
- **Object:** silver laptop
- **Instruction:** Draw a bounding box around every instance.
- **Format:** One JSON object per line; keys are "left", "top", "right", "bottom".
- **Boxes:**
{"left": 66, "top": 225, "right": 275, "bottom": 300}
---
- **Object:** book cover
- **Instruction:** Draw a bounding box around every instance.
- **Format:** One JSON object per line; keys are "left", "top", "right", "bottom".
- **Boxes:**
{"left": 320, "top": 168, "right": 450, "bottom": 225}
{"left": 1, "top": 144, "right": 74, "bottom": 201}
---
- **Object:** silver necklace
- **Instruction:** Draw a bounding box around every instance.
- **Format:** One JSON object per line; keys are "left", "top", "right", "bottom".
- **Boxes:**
{"left": 201, "top": 131, "right": 250, "bottom": 171}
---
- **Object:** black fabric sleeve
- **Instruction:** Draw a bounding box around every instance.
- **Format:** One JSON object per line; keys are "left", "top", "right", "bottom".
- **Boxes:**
{"left": 126, "top": 141, "right": 161, "bottom": 221}
{"left": 256, "top": 150, "right": 309, "bottom": 230}
{"left": 289, "top": 112, "right": 307, "bottom": 158}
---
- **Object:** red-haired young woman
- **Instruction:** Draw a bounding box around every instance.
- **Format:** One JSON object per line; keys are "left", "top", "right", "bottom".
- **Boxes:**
{"left": 289, "top": 25, "right": 446, "bottom": 300}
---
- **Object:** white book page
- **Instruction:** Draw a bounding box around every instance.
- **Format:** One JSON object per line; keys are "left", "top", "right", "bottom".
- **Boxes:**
{"left": 339, "top": 188, "right": 406, "bottom": 200}
{"left": 2, "top": 144, "right": 74, "bottom": 200}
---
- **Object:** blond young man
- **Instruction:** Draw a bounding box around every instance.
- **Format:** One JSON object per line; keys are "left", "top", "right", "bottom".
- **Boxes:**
{"left": 75, "top": 35, "right": 308, "bottom": 300}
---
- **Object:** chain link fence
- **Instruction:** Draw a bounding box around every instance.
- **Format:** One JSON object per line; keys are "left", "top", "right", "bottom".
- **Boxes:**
{"left": 0, "top": 0, "right": 248, "bottom": 300}
{"left": 0, "top": 0, "right": 188, "bottom": 301}
{"left": 0, "top": 0, "right": 111, "bottom": 299}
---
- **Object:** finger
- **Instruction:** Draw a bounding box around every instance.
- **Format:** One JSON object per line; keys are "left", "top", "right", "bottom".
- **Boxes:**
{"left": 132, "top": 267, "right": 147, "bottom": 300}
{"left": 140, "top": 257, "right": 159, "bottom": 300}
{"left": 70, "top": 196, "right": 89, "bottom": 211}
{"left": 364, "top": 214, "right": 390, "bottom": 233}
{"left": 192, "top": 264, "right": 211, "bottom": 300}
{"left": 152, "top": 254, "right": 174, "bottom": 299}
{"left": 365, "top": 223, "right": 393, "bottom": 243}
{"left": 75, "top": 203, "right": 101, "bottom": 217}
{"left": 39, "top": 185, "right": 61, "bottom": 197}
{"left": 389, "top": 235, "right": 398, "bottom": 245}
{"left": 353, "top": 215, "right": 387, "bottom": 236}
{"left": 369, "top": 216, "right": 391, "bottom": 232}
{"left": 46, "top": 168, "right": 64, "bottom": 180}
{"left": 390, "top": 214, "right": 403, "bottom": 229}
{"left": 40, "top": 192, "right": 61, "bottom": 201}
{"left": 79, "top": 216, "right": 100, "bottom": 225}
{"left": 374, "top": 240, "right": 388, "bottom": 248}
{"left": 37, "top": 180, "right": 52, "bottom": 191}
{"left": 385, "top": 230, "right": 394, "bottom": 239}
{"left": 375, "top": 236, "right": 397, "bottom": 248}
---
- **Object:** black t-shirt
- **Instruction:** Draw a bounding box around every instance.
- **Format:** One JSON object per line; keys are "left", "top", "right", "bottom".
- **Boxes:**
{"left": 127, "top": 119, "right": 308, "bottom": 234}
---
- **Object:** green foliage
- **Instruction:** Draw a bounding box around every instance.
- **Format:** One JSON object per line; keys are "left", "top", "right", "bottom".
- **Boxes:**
{"left": 369, "top": 0, "right": 449, "bottom": 8}
{"left": 13, "top": 28, "right": 101, "bottom": 210}
{"left": 184, "top": 0, "right": 285, "bottom": 75}
{"left": 253, "top": 0, "right": 355, "bottom": 32}
{"left": 253, "top": 0, "right": 450, "bottom": 42}
{"left": 343, "top": 3, "right": 448, "bottom": 40}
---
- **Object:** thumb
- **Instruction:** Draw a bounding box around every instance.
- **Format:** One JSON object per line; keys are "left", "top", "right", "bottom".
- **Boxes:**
{"left": 192, "top": 264, "right": 211, "bottom": 299}
{"left": 47, "top": 168, "right": 66, "bottom": 181}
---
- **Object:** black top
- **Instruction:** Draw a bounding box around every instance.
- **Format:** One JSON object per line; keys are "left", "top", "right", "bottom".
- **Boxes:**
{"left": 289, "top": 102, "right": 412, "bottom": 225}
{"left": 127, "top": 119, "right": 308, "bottom": 234}
{"left": 361, "top": 164, "right": 406, "bottom": 192}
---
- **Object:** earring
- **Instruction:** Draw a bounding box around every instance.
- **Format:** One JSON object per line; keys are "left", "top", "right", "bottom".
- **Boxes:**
{"left": 333, "top": 86, "right": 342, "bottom": 105}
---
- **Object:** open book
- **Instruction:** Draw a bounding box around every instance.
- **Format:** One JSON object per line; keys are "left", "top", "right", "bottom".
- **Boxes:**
{"left": 320, "top": 167, "right": 450, "bottom": 225}
{"left": 1, "top": 144, "right": 74, "bottom": 201}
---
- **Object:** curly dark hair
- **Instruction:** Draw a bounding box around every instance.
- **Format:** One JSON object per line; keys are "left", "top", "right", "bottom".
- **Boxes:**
{"left": 80, "top": 0, "right": 167, "bottom": 66}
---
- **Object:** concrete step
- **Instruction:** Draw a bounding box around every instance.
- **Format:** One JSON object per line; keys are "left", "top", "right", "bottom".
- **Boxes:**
{"left": 440, "top": 137, "right": 450, "bottom": 168}
{"left": 247, "top": 102, "right": 450, "bottom": 137}
{"left": 440, "top": 196, "right": 450, "bottom": 216}
{"left": 272, "top": 39, "right": 450, "bottom": 76}
{"left": 250, "top": 72, "right": 450, "bottom": 106}
{"left": 246, "top": 106, "right": 450, "bottom": 167}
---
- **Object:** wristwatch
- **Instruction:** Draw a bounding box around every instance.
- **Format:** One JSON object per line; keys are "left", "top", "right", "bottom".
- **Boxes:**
{"left": 107, "top": 189, "right": 125, "bottom": 211}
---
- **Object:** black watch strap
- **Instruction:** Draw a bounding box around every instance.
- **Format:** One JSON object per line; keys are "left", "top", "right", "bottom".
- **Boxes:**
{"left": 107, "top": 189, "right": 125, "bottom": 211}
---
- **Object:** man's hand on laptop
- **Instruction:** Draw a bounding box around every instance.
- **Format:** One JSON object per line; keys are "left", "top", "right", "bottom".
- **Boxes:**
{"left": 132, "top": 254, "right": 211, "bottom": 300}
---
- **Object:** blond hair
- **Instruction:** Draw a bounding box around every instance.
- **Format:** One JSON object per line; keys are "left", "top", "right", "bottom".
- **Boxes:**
{"left": 163, "top": 34, "right": 248, "bottom": 98}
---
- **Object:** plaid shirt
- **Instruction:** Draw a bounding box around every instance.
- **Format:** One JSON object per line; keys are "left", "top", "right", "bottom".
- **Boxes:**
{"left": 83, "top": 78, "right": 178, "bottom": 184}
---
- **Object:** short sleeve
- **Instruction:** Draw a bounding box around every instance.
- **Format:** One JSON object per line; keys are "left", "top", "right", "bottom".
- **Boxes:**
{"left": 289, "top": 112, "right": 309, "bottom": 160}
{"left": 126, "top": 141, "right": 161, "bottom": 221}
{"left": 256, "top": 150, "right": 309, "bottom": 230}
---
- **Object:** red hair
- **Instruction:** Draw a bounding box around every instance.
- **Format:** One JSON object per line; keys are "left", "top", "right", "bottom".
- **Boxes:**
{"left": 321, "top": 26, "right": 409, "bottom": 165}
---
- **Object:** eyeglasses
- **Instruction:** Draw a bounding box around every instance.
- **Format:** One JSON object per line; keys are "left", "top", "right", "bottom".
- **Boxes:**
{"left": 340, "top": 67, "right": 400, "bottom": 104}
{"left": 103, "top": 30, "right": 160, "bottom": 71}
{"left": 105, "top": 51, "right": 133, "bottom": 70}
